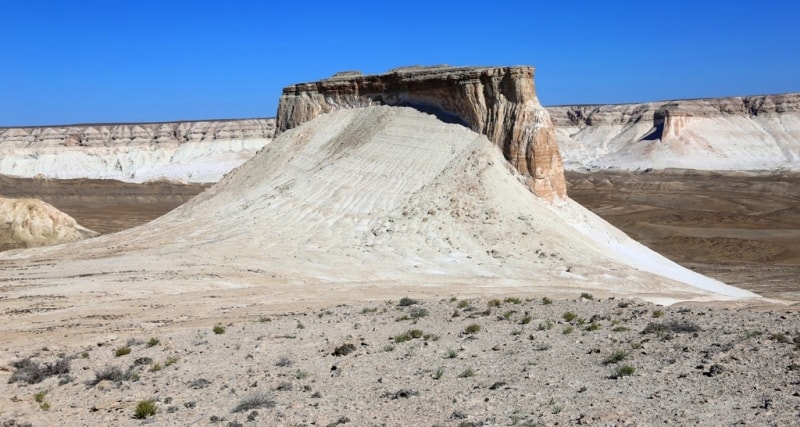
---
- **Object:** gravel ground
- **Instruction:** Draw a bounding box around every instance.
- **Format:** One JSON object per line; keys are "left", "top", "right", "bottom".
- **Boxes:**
{"left": 2, "top": 295, "right": 800, "bottom": 426}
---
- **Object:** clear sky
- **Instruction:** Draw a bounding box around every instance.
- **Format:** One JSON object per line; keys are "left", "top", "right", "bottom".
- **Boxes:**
{"left": 2, "top": 0, "right": 799, "bottom": 126}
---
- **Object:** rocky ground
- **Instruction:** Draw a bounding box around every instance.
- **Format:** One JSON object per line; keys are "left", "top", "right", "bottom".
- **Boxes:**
{"left": 1, "top": 295, "right": 799, "bottom": 426}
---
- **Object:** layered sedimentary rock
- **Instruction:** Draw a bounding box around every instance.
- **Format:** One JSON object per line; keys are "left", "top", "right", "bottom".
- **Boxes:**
{"left": 0, "top": 119, "right": 275, "bottom": 183}
{"left": 0, "top": 196, "right": 98, "bottom": 251}
{"left": 549, "top": 93, "right": 800, "bottom": 171}
{"left": 276, "top": 66, "right": 566, "bottom": 200}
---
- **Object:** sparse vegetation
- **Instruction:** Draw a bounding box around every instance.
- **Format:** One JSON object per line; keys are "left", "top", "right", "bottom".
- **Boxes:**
{"left": 213, "top": 325, "right": 225, "bottom": 334}
{"left": 258, "top": 315, "right": 272, "bottom": 322}
{"left": 603, "top": 349, "right": 630, "bottom": 365}
{"left": 446, "top": 348, "right": 459, "bottom": 359}
{"left": 433, "top": 367, "right": 444, "bottom": 380}
{"left": 611, "top": 364, "right": 636, "bottom": 379}
{"left": 332, "top": 343, "right": 357, "bottom": 356}
{"left": 232, "top": 392, "right": 275, "bottom": 413}
{"left": 87, "top": 366, "right": 131, "bottom": 386}
{"left": 542, "top": 296, "right": 553, "bottom": 305}
{"left": 458, "top": 368, "right": 475, "bottom": 378}
{"left": 398, "top": 297, "right": 419, "bottom": 307}
{"left": 276, "top": 356, "right": 293, "bottom": 367}
{"left": 504, "top": 297, "right": 522, "bottom": 304}
{"left": 562, "top": 311, "right": 577, "bottom": 322}
{"left": 457, "top": 300, "right": 470, "bottom": 309}
{"left": 409, "top": 307, "right": 428, "bottom": 319}
{"left": 33, "top": 390, "right": 47, "bottom": 403}
{"left": 488, "top": 298, "right": 501, "bottom": 307}
{"left": 642, "top": 320, "right": 701, "bottom": 335}
{"left": 9, "top": 357, "right": 70, "bottom": 385}
{"left": 652, "top": 309, "right": 664, "bottom": 318}
{"left": 134, "top": 399, "right": 157, "bottom": 419}
{"left": 562, "top": 326, "right": 574, "bottom": 335}
{"left": 580, "top": 292, "right": 594, "bottom": 300}
{"left": 165, "top": 357, "right": 179, "bottom": 366}
{"left": 114, "top": 346, "right": 131, "bottom": 357}
{"left": 147, "top": 337, "right": 160, "bottom": 347}
{"left": 464, "top": 323, "right": 481, "bottom": 334}
{"left": 585, "top": 322, "right": 601, "bottom": 331}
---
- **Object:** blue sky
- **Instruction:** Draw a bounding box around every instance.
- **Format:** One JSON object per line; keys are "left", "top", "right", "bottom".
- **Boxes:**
{"left": 2, "top": 1, "right": 798, "bottom": 126}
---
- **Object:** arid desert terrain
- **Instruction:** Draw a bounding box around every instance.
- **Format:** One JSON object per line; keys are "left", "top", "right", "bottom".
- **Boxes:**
{"left": 1, "top": 67, "right": 799, "bottom": 426}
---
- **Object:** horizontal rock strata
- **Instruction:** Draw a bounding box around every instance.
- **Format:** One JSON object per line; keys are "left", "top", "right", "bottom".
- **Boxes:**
{"left": 276, "top": 66, "right": 566, "bottom": 200}
{"left": 549, "top": 93, "right": 800, "bottom": 171}
{"left": 0, "top": 119, "right": 275, "bottom": 183}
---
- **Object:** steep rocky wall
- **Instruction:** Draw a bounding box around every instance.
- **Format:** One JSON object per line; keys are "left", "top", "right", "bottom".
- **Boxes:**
{"left": 0, "top": 119, "right": 275, "bottom": 183}
{"left": 276, "top": 66, "right": 566, "bottom": 200}
{"left": 549, "top": 93, "right": 800, "bottom": 171}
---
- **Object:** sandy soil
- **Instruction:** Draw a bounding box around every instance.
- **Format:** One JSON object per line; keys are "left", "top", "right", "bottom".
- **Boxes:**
{"left": 2, "top": 296, "right": 799, "bottom": 426}
{"left": 566, "top": 169, "right": 800, "bottom": 301}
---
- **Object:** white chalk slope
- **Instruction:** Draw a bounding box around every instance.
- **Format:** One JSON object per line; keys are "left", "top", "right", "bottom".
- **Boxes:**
{"left": 0, "top": 119, "right": 273, "bottom": 183}
{"left": 0, "top": 107, "right": 756, "bottom": 303}
{"left": 551, "top": 99, "right": 800, "bottom": 171}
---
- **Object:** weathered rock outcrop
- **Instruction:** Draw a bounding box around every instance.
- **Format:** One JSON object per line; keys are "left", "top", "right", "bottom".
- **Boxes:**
{"left": 276, "top": 66, "right": 566, "bottom": 200}
{"left": 0, "top": 196, "right": 98, "bottom": 251}
{"left": 0, "top": 119, "right": 275, "bottom": 183}
{"left": 549, "top": 93, "right": 800, "bottom": 171}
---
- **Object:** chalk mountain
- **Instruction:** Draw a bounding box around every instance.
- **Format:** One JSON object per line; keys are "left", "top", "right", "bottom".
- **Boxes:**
{"left": 0, "top": 107, "right": 756, "bottom": 322}
{"left": 550, "top": 93, "right": 800, "bottom": 171}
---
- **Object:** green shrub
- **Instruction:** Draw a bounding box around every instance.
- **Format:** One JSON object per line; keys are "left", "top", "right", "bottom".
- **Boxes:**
{"left": 114, "top": 347, "right": 131, "bottom": 357}
{"left": 541, "top": 297, "right": 552, "bottom": 305}
{"left": 146, "top": 338, "right": 160, "bottom": 348}
{"left": 212, "top": 325, "right": 225, "bottom": 335}
{"left": 33, "top": 390, "right": 47, "bottom": 403}
{"left": 652, "top": 309, "right": 664, "bottom": 318}
{"left": 519, "top": 315, "right": 532, "bottom": 325}
{"left": 398, "top": 297, "right": 419, "bottom": 307}
{"left": 562, "top": 326, "right": 574, "bottom": 335}
{"left": 457, "top": 300, "right": 470, "bottom": 308}
{"left": 562, "top": 312, "right": 577, "bottom": 322}
{"left": 134, "top": 399, "right": 157, "bottom": 419}
{"left": 231, "top": 392, "right": 275, "bottom": 413}
{"left": 610, "top": 364, "right": 635, "bottom": 379}
{"left": 602, "top": 349, "right": 629, "bottom": 365}
{"left": 585, "top": 322, "right": 601, "bottom": 332}
{"left": 464, "top": 324, "right": 481, "bottom": 334}
{"left": 488, "top": 299, "right": 501, "bottom": 307}
{"left": 332, "top": 343, "right": 356, "bottom": 356}
{"left": 458, "top": 368, "right": 475, "bottom": 378}
{"left": 504, "top": 297, "right": 522, "bottom": 304}
{"left": 580, "top": 292, "right": 594, "bottom": 300}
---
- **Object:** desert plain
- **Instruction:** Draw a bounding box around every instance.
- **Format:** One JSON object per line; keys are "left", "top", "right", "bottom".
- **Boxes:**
{"left": 1, "top": 67, "right": 799, "bottom": 426}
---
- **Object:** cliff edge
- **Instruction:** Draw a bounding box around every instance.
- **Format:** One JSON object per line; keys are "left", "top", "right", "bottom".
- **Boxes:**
{"left": 549, "top": 93, "right": 800, "bottom": 171}
{"left": 0, "top": 119, "right": 275, "bottom": 183}
{"left": 276, "top": 66, "right": 566, "bottom": 200}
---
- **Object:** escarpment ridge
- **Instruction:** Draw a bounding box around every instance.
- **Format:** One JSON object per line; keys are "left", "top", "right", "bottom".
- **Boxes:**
{"left": 277, "top": 65, "right": 566, "bottom": 200}
{"left": 0, "top": 118, "right": 275, "bottom": 183}
{"left": 549, "top": 93, "right": 800, "bottom": 171}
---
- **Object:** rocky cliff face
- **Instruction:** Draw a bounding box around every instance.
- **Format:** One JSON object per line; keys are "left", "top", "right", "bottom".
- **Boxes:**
{"left": 549, "top": 93, "right": 800, "bottom": 171}
{"left": 277, "top": 66, "right": 566, "bottom": 200}
{"left": 0, "top": 119, "right": 275, "bottom": 183}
